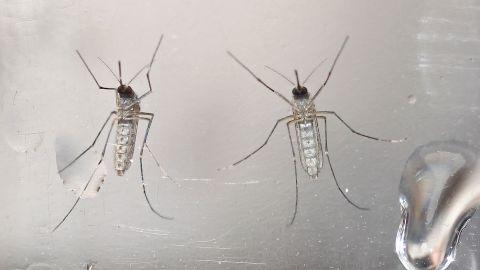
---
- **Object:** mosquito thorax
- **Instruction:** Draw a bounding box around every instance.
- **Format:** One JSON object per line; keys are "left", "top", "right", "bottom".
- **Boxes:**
{"left": 292, "top": 86, "right": 309, "bottom": 99}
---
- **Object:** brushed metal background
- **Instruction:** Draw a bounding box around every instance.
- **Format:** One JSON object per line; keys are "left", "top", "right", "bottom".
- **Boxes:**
{"left": 1, "top": 0, "right": 480, "bottom": 269}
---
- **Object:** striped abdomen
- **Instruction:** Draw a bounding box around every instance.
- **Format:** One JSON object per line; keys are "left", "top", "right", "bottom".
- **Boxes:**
{"left": 114, "top": 119, "right": 138, "bottom": 176}
{"left": 295, "top": 118, "right": 324, "bottom": 178}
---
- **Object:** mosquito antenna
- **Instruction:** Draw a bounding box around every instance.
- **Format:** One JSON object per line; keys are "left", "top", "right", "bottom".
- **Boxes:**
{"left": 76, "top": 50, "right": 116, "bottom": 90}
{"left": 294, "top": 69, "right": 301, "bottom": 89}
{"left": 303, "top": 58, "right": 327, "bottom": 85}
{"left": 97, "top": 57, "right": 120, "bottom": 83}
{"left": 226, "top": 51, "right": 295, "bottom": 107}
{"left": 307, "top": 36, "right": 349, "bottom": 107}
{"left": 264, "top": 65, "right": 295, "bottom": 86}
{"left": 127, "top": 34, "right": 164, "bottom": 86}
{"left": 118, "top": 61, "right": 123, "bottom": 85}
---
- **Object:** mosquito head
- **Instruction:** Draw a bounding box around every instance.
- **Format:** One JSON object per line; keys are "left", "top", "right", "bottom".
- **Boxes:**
{"left": 117, "top": 84, "right": 135, "bottom": 97}
{"left": 292, "top": 86, "right": 309, "bottom": 98}
{"left": 292, "top": 69, "right": 309, "bottom": 99}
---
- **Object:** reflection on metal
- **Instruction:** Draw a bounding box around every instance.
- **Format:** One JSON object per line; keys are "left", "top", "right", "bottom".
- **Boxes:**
{"left": 396, "top": 141, "right": 480, "bottom": 270}
{"left": 224, "top": 36, "right": 405, "bottom": 224}
{"left": 52, "top": 36, "right": 173, "bottom": 232}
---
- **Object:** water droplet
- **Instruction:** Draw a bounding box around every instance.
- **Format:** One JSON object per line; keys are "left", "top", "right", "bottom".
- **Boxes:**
{"left": 396, "top": 141, "right": 480, "bottom": 270}
{"left": 407, "top": 95, "right": 417, "bottom": 105}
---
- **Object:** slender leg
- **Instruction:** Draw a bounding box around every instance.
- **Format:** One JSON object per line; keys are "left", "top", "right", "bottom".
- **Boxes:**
{"left": 286, "top": 120, "right": 299, "bottom": 225}
{"left": 226, "top": 51, "right": 295, "bottom": 108}
{"left": 145, "top": 143, "right": 175, "bottom": 183}
{"left": 133, "top": 35, "right": 164, "bottom": 102}
{"left": 316, "top": 111, "right": 406, "bottom": 143}
{"left": 124, "top": 114, "right": 174, "bottom": 183}
{"left": 100, "top": 120, "right": 116, "bottom": 157}
{"left": 137, "top": 113, "right": 173, "bottom": 220}
{"left": 123, "top": 35, "right": 164, "bottom": 111}
{"left": 76, "top": 50, "right": 116, "bottom": 90}
{"left": 307, "top": 36, "right": 349, "bottom": 107}
{"left": 218, "top": 115, "right": 294, "bottom": 170}
{"left": 59, "top": 112, "right": 116, "bottom": 173}
{"left": 52, "top": 119, "right": 116, "bottom": 232}
{"left": 318, "top": 116, "right": 369, "bottom": 211}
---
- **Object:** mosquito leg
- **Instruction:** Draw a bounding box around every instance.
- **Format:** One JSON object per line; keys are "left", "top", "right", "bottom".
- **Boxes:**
{"left": 125, "top": 113, "right": 174, "bottom": 182}
{"left": 52, "top": 168, "right": 96, "bottom": 232}
{"left": 307, "top": 36, "right": 349, "bottom": 107}
{"left": 101, "top": 120, "right": 115, "bottom": 157}
{"left": 316, "top": 111, "right": 407, "bottom": 143}
{"left": 286, "top": 120, "right": 299, "bottom": 225}
{"left": 145, "top": 143, "right": 175, "bottom": 183}
{"left": 226, "top": 51, "right": 295, "bottom": 108}
{"left": 135, "top": 35, "right": 164, "bottom": 102}
{"left": 76, "top": 50, "right": 116, "bottom": 90}
{"left": 59, "top": 111, "right": 116, "bottom": 173}
{"left": 218, "top": 115, "right": 294, "bottom": 170}
{"left": 314, "top": 117, "right": 324, "bottom": 168}
{"left": 137, "top": 113, "right": 173, "bottom": 220}
{"left": 318, "top": 116, "right": 369, "bottom": 211}
{"left": 52, "top": 120, "right": 115, "bottom": 232}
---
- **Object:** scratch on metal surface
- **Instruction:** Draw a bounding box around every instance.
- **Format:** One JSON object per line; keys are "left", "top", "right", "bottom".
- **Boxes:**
{"left": 197, "top": 259, "right": 266, "bottom": 266}
{"left": 12, "top": 90, "right": 18, "bottom": 105}
{"left": 196, "top": 238, "right": 217, "bottom": 243}
{"left": 182, "top": 178, "right": 213, "bottom": 182}
{"left": 196, "top": 246, "right": 234, "bottom": 250}
{"left": 224, "top": 180, "right": 260, "bottom": 185}
{"left": 418, "top": 16, "right": 471, "bottom": 26}
{"left": 418, "top": 63, "right": 480, "bottom": 70}
{"left": 214, "top": 195, "right": 283, "bottom": 241}
{"left": 417, "top": 32, "right": 480, "bottom": 43}
{"left": 117, "top": 224, "right": 170, "bottom": 236}
{"left": 115, "top": 259, "right": 159, "bottom": 266}
{"left": 419, "top": 16, "right": 454, "bottom": 24}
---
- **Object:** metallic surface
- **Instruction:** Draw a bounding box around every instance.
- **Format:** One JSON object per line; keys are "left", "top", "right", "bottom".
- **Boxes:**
{"left": 1, "top": 0, "right": 480, "bottom": 269}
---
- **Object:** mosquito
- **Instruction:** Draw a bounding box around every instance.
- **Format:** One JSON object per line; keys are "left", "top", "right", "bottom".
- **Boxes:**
{"left": 225, "top": 36, "right": 405, "bottom": 225}
{"left": 53, "top": 35, "right": 172, "bottom": 232}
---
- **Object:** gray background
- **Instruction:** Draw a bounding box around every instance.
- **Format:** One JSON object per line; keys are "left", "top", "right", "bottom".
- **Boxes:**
{"left": 1, "top": 0, "right": 480, "bottom": 269}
